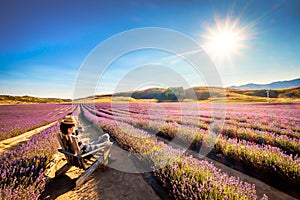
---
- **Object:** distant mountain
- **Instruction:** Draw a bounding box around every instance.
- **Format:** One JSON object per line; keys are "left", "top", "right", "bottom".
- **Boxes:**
{"left": 230, "top": 78, "right": 300, "bottom": 90}
{"left": 228, "top": 87, "right": 300, "bottom": 99}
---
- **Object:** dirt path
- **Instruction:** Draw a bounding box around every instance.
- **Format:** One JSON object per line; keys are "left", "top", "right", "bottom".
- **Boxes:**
{"left": 41, "top": 113, "right": 164, "bottom": 200}
{"left": 0, "top": 121, "right": 57, "bottom": 154}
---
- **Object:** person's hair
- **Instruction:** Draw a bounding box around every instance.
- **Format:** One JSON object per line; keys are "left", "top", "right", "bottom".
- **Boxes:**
{"left": 60, "top": 123, "right": 75, "bottom": 135}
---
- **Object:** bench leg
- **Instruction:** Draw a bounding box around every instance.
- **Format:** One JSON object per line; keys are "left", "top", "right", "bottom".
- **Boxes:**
{"left": 55, "top": 163, "right": 71, "bottom": 177}
{"left": 76, "top": 156, "right": 104, "bottom": 187}
{"left": 103, "top": 143, "right": 112, "bottom": 166}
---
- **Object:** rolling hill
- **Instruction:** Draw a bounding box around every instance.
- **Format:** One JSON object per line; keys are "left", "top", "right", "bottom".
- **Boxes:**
{"left": 0, "top": 95, "right": 72, "bottom": 104}
{"left": 3, "top": 78, "right": 300, "bottom": 104}
{"left": 76, "top": 86, "right": 300, "bottom": 103}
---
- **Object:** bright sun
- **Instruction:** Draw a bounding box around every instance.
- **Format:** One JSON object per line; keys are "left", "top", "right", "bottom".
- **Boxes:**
{"left": 202, "top": 16, "right": 250, "bottom": 61}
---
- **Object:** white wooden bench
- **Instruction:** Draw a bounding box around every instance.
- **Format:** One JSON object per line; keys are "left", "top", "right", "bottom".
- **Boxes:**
{"left": 55, "top": 132, "right": 112, "bottom": 187}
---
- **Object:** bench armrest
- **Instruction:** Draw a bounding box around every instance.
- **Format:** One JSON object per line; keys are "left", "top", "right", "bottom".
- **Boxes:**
{"left": 58, "top": 142, "right": 112, "bottom": 158}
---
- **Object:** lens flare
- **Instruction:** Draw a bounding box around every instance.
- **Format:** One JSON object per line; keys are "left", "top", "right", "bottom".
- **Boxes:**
{"left": 202, "top": 16, "right": 253, "bottom": 62}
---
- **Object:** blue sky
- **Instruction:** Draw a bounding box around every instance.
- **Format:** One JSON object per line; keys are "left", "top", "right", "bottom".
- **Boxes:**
{"left": 0, "top": 0, "right": 300, "bottom": 99}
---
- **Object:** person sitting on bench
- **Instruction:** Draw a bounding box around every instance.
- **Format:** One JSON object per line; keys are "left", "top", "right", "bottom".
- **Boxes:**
{"left": 60, "top": 115, "right": 111, "bottom": 154}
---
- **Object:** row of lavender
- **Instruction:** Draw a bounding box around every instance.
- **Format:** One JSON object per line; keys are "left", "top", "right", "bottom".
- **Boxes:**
{"left": 82, "top": 105, "right": 268, "bottom": 199}
{"left": 86, "top": 103, "right": 300, "bottom": 186}
{"left": 96, "top": 103, "right": 300, "bottom": 139}
{"left": 95, "top": 103, "right": 300, "bottom": 149}
{"left": 0, "top": 105, "right": 79, "bottom": 200}
{"left": 94, "top": 103, "right": 300, "bottom": 155}
{"left": 0, "top": 104, "right": 73, "bottom": 141}
{"left": 107, "top": 107, "right": 300, "bottom": 157}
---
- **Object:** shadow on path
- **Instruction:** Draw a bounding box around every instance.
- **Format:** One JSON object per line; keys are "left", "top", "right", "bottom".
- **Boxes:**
{"left": 40, "top": 175, "right": 75, "bottom": 200}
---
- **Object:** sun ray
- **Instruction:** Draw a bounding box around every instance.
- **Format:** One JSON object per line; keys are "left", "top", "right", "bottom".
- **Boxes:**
{"left": 202, "top": 15, "right": 253, "bottom": 63}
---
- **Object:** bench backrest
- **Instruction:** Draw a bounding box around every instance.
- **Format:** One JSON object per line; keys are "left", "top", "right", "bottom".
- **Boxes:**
{"left": 57, "top": 132, "right": 86, "bottom": 169}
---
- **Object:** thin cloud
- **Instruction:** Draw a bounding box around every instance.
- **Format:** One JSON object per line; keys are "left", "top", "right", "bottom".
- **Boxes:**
{"left": 159, "top": 48, "right": 205, "bottom": 65}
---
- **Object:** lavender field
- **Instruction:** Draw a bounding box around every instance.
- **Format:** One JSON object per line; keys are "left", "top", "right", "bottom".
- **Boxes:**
{"left": 0, "top": 102, "right": 299, "bottom": 199}
{"left": 0, "top": 104, "right": 73, "bottom": 141}
{"left": 0, "top": 104, "right": 78, "bottom": 200}
{"left": 82, "top": 102, "right": 300, "bottom": 199}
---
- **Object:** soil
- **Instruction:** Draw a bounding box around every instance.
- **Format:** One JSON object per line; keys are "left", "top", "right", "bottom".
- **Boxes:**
{"left": 41, "top": 162, "right": 163, "bottom": 200}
